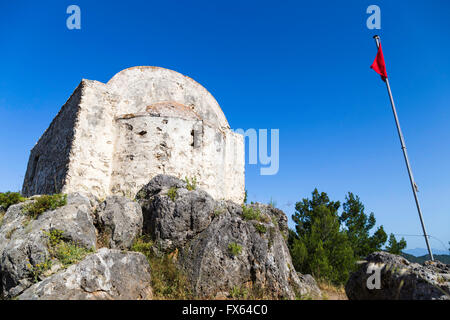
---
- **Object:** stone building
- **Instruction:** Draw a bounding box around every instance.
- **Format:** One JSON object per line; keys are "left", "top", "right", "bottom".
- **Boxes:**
{"left": 22, "top": 66, "right": 245, "bottom": 203}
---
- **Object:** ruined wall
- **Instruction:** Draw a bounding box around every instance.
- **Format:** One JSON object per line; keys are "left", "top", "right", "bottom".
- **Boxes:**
{"left": 22, "top": 83, "right": 82, "bottom": 196}
{"left": 22, "top": 66, "right": 245, "bottom": 203}
{"left": 62, "top": 80, "right": 116, "bottom": 197}
{"left": 110, "top": 111, "right": 244, "bottom": 202}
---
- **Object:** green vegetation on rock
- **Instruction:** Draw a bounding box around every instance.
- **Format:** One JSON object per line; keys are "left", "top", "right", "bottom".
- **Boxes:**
{"left": 22, "top": 194, "right": 67, "bottom": 219}
{"left": 254, "top": 223, "right": 267, "bottom": 234}
{"left": 184, "top": 176, "right": 197, "bottom": 191}
{"left": 228, "top": 242, "right": 242, "bottom": 256}
{"left": 167, "top": 187, "right": 178, "bottom": 201}
{"left": 0, "top": 192, "right": 26, "bottom": 211}
{"left": 131, "top": 236, "right": 193, "bottom": 299}
{"left": 241, "top": 205, "right": 270, "bottom": 223}
{"left": 43, "top": 229, "right": 94, "bottom": 268}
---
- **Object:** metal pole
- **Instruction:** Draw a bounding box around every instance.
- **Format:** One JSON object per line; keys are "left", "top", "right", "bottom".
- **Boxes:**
{"left": 373, "top": 35, "right": 434, "bottom": 261}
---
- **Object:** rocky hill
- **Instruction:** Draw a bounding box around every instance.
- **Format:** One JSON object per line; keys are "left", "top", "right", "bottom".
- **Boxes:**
{"left": 0, "top": 175, "right": 321, "bottom": 300}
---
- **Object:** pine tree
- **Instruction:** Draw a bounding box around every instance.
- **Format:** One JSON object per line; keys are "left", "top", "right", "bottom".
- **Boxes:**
{"left": 290, "top": 189, "right": 355, "bottom": 285}
{"left": 340, "top": 192, "right": 387, "bottom": 259}
{"left": 385, "top": 233, "right": 407, "bottom": 255}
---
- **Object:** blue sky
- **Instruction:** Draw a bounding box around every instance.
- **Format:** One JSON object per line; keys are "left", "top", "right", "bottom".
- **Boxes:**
{"left": 1, "top": 1, "right": 449, "bottom": 252}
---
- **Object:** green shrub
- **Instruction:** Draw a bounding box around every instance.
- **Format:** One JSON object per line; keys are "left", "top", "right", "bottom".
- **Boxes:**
{"left": 185, "top": 176, "right": 197, "bottom": 191}
{"left": 43, "top": 229, "right": 93, "bottom": 268}
{"left": 242, "top": 205, "right": 270, "bottom": 223}
{"left": 228, "top": 242, "right": 242, "bottom": 256}
{"left": 54, "top": 242, "right": 93, "bottom": 267}
{"left": 131, "top": 236, "right": 153, "bottom": 256}
{"left": 167, "top": 187, "right": 178, "bottom": 201}
{"left": 242, "top": 205, "right": 261, "bottom": 221}
{"left": 0, "top": 192, "right": 26, "bottom": 211}
{"left": 22, "top": 194, "right": 67, "bottom": 219}
{"left": 230, "top": 285, "right": 249, "bottom": 299}
{"left": 254, "top": 223, "right": 267, "bottom": 234}
{"left": 27, "top": 260, "right": 52, "bottom": 283}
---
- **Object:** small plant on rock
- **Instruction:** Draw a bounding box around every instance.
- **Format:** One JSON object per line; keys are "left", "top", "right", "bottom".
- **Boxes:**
{"left": 254, "top": 223, "right": 267, "bottom": 234}
{"left": 268, "top": 197, "right": 277, "bottom": 208}
{"left": 43, "top": 229, "right": 94, "bottom": 268}
{"left": 242, "top": 205, "right": 270, "bottom": 223}
{"left": 27, "top": 260, "right": 52, "bottom": 283}
{"left": 228, "top": 242, "right": 242, "bottom": 257}
{"left": 185, "top": 176, "right": 197, "bottom": 191}
{"left": 229, "top": 285, "right": 249, "bottom": 299}
{"left": 131, "top": 236, "right": 154, "bottom": 256}
{"left": 167, "top": 187, "right": 178, "bottom": 201}
{"left": 22, "top": 194, "right": 67, "bottom": 219}
{"left": 242, "top": 205, "right": 261, "bottom": 221}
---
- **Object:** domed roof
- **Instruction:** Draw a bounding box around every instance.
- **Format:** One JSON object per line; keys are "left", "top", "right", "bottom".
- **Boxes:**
{"left": 145, "top": 101, "right": 201, "bottom": 120}
{"left": 106, "top": 66, "right": 229, "bottom": 129}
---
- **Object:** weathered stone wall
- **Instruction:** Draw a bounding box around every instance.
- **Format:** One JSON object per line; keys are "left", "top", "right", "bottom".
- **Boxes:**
{"left": 22, "top": 66, "right": 245, "bottom": 203}
{"left": 111, "top": 114, "right": 244, "bottom": 202}
{"left": 63, "top": 80, "right": 117, "bottom": 197}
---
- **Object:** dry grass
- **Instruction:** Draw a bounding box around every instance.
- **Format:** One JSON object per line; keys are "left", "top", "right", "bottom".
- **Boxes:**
{"left": 317, "top": 281, "right": 348, "bottom": 300}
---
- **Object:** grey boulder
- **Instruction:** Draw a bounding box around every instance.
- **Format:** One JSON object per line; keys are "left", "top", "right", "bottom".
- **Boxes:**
{"left": 95, "top": 196, "right": 143, "bottom": 249}
{"left": 345, "top": 251, "right": 450, "bottom": 300}
{"left": 297, "top": 273, "right": 322, "bottom": 298}
{"left": 18, "top": 248, "right": 152, "bottom": 300}
{"left": 137, "top": 175, "right": 215, "bottom": 251}
{"left": 137, "top": 174, "right": 312, "bottom": 299}
{"left": 0, "top": 193, "right": 97, "bottom": 297}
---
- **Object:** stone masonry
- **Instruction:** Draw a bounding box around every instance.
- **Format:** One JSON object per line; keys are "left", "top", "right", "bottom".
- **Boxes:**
{"left": 22, "top": 66, "right": 245, "bottom": 203}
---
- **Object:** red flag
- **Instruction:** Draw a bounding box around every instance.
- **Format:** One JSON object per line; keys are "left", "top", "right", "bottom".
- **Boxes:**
{"left": 371, "top": 44, "right": 388, "bottom": 81}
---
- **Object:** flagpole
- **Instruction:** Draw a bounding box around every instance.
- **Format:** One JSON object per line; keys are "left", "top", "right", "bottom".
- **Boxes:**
{"left": 373, "top": 35, "right": 434, "bottom": 261}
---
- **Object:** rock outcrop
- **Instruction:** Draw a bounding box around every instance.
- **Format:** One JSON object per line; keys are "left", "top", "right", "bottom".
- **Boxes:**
{"left": 297, "top": 273, "right": 322, "bottom": 298}
{"left": 0, "top": 193, "right": 97, "bottom": 297}
{"left": 0, "top": 193, "right": 148, "bottom": 299}
{"left": 345, "top": 251, "right": 450, "bottom": 300}
{"left": 95, "top": 196, "right": 143, "bottom": 250}
{"left": 17, "top": 248, "right": 152, "bottom": 300}
{"left": 1, "top": 174, "right": 320, "bottom": 300}
{"left": 137, "top": 175, "right": 314, "bottom": 299}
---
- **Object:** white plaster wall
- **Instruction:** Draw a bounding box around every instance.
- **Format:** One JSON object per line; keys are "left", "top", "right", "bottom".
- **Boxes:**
{"left": 23, "top": 66, "right": 245, "bottom": 203}
{"left": 110, "top": 114, "right": 244, "bottom": 203}
{"left": 62, "top": 80, "right": 117, "bottom": 198}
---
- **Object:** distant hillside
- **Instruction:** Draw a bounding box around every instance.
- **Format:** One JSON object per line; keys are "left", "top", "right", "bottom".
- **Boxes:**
{"left": 404, "top": 248, "right": 450, "bottom": 256}
{"left": 402, "top": 252, "right": 450, "bottom": 264}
